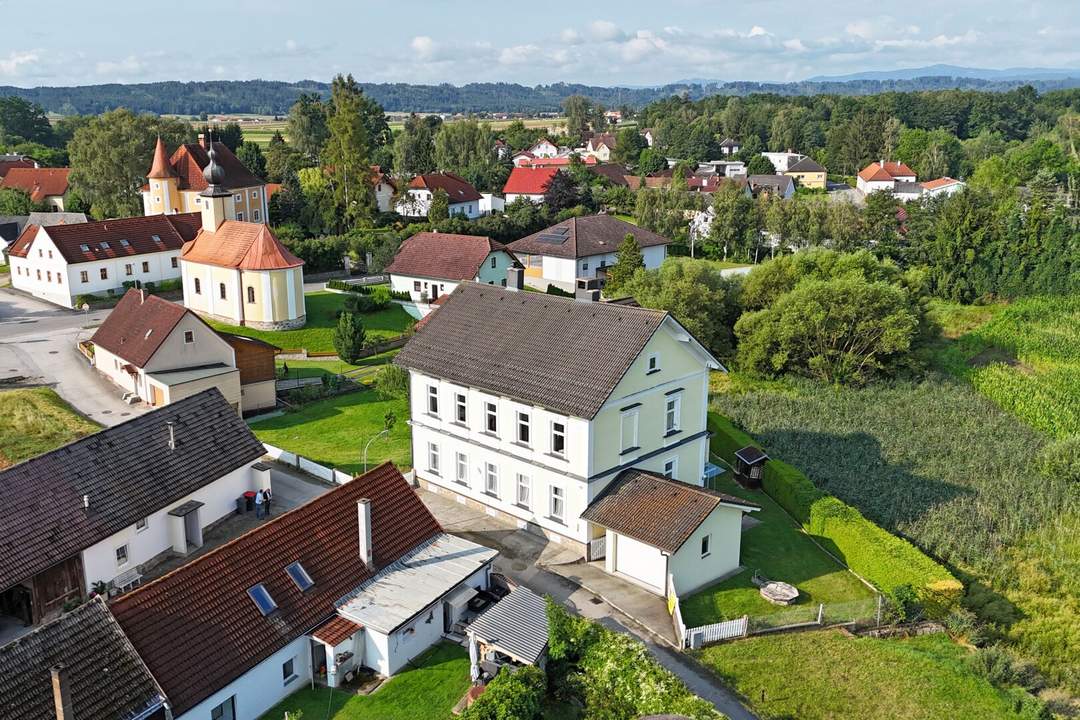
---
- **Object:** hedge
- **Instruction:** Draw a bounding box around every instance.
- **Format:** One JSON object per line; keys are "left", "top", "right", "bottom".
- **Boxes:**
{"left": 327, "top": 279, "right": 410, "bottom": 301}
{"left": 707, "top": 413, "right": 962, "bottom": 616}
{"left": 461, "top": 665, "right": 545, "bottom": 720}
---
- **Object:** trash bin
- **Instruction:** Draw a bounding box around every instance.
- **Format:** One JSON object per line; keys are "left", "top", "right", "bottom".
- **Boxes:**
{"left": 236, "top": 497, "right": 246, "bottom": 515}
{"left": 244, "top": 491, "right": 257, "bottom": 512}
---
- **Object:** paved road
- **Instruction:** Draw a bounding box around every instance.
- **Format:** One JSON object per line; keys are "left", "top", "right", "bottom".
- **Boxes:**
{"left": 0, "top": 289, "right": 148, "bottom": 425}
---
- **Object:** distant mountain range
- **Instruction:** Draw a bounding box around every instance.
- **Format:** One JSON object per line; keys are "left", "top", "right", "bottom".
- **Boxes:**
{"left": 2, "top": 68, "right": 1079, "bottom": 116}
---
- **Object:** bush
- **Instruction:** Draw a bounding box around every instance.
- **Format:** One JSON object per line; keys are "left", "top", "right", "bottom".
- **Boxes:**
{"left": 545, "top": 284, "right": 574, "bottom": 298}
{"left": 73, "top": 294, "right": 98, "bottom": 308}
{"left": 374, "top": 364, "right": 410, "bottom": 401}
{"left": 153, "top": 278, "right": 183, "bottom": 293}
{"left": 332, "top": 311, "right": 366, "bottom": 364}
{"left": 461, "top": 666, "right": 546, "bottom": 720}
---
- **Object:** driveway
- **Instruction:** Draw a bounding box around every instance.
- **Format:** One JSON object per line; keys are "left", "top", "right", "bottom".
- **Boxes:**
{"left": 417, "top": 487, "right": 758, "bottom": 720}
{"left": 0, "top": 289, "right": 149, "bottom": 426}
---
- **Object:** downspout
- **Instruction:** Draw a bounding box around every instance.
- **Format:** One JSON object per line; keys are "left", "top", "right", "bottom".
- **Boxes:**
{"left": 237, "top": 269, "right": 245, "bottom": 326}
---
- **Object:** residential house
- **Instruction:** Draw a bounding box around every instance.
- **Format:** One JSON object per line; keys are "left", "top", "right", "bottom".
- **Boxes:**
{"left": 892, "top": 181, "right": 926, "bottom": 203}
{"left": 589, "top": 163, "right": 632, "bottom": 187}
{"left": 585, "top": 134, "right": 617, "bottom": 162}
{"left": 640, "top": 128, "right": 656, "bottom": 147}
{"left": 111, "top": 463, "right": 497, "bottom": 720}
{"left": 694, "top": 160, "right": 747, "bottom": 178}
{"left": 387, "top": 231, "right": 521, "bottom": 304}
{"left": 0, "top": 211, "right": 86, "bottom": 257}
{"left": 0, "top": 389, "right": 269, "bottom": 631}
{"left": 395, "top": 172, "right": 483, "bottom": 219}
{"left": 0, "top": 167, "right": 71, "bottom": 210}
{"left": 503, "top": 167, "right": 559, "bottom": 204}
{"left": 747, "top": 174, "right": 795, "bottom": 199}
{"left": 856, "top": 160, "right": 917, "bottom": 194}
{"left": 220, "top": 333, "right": 281, "bottom": 414}
{"left": 0, "top": 598, "right": 170, "bottom": 720}
{"left": 142, "top": 135, "right": 269, "bottom": 223}
{"left": 371, "top": 165, "right": 397, "bottom": 213}
{"left": 507, "top": 214, "right": 671, "bottom": 292}
{"left": 784, "top": 156, "right": 827, "bottom": 190}
{"left": 180, "top": 147, "right": 306, "bottom": 330}
{"left": 0, "top": 153, "right": 38, "bottom": 178}
{"left": 393, "top": 282, "right": 742, "bottom": 590}
{"left": 719, "top": 138, "right": 741, "bottom": 156}
{"left": 922, "top": 177, "right": 966, "bottom": 198}
{"left": 512, "top": 150, "right": 536, "bottom": 167}
{"left": 526, "top": 138, "right": 559, "bottom": 158}
{"left": 493, "top": 138, "right": 511, "bottom": 161}
{"left": 760, "top": 151, "right": 804, "bottom": 173}
{"left": 520, "top": 154, "right": 598, "bottom": 168}
{"left": 6, "top": 212, "right": 200, "bottom": 309}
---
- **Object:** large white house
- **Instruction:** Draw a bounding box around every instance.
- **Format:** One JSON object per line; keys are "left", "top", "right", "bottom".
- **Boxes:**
{"left": 0, "top": 389, "right": 270, "bottom": 632}
{"left": 395, "top": 173, "right": 483, "bottom": 219}
{"left": 507, "top": 214, "right": 671, "bottom": 292}
{"left": 386, "top": 231, "right": 521, "bottom": 304}
{"left": 6, "top": 212, "right": 200, "bottom": 308}
{"left": 856, "top": 160, "right": 917, "bottom": 194}
{"left": 395, "top": 283, "right": 758, "bottom": 595}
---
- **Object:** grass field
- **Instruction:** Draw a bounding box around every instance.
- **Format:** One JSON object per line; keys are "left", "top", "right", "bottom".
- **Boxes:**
{"left": 681, "top": 472, "right": 873, "bottom": 628}
{"left": 0, "top": 388, "right": 100, "bottom": 468}
{"left": 697, "top": 630, "right": 1041, "bottom": 720}
{"left": 275, "top": 351, "right": 397, "bottom": 382}
{"left": 209, "top": 292, "right": 414, "bottom": 354}
{"left": 250, "top": 387, "right": 411, "bottom": 473}
{"left": 241, "top": 116, "right": 566, "bottom": 146}
{"left": 258, "top": 643, "right": 468, "bottom": 720}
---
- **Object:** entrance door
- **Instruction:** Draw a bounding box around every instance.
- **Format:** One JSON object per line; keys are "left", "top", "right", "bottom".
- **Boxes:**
{"left": 183, "top": 508, "right": 203, "bottom": 551}
{"left": 443, "top": 602, "right": 453, "bottom": 633}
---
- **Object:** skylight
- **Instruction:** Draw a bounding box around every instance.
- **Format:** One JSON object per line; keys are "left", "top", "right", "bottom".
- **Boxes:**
{"left": 120, "top": 239, "right": 130, "bottom": 247}
{"left": 79, "top": 244, "right": 89, "bottom": 252}
{"left": 151, "top": 234, "right": 163, "bottom": 244}
{"left": 247, "top": 584, "right": 277, "bottom": 615}
{"left": 285, "top": 561, "right": 314, "bottom": 592}
{"left": 100, "top": 241, "right": 110, "bottom": 249}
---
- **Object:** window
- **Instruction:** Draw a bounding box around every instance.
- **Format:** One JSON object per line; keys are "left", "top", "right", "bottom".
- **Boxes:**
{"left": 663, "top": 457, "right": 678, "bottom": 479}
{"left": 79, "top": 244, "right": 89, "bottom": 252}
{"left": 413, "top": 280, "right": 421, "bottom": 292}
{"left": 236, "top": 211, "right": 244, "bottom": 222}
{"left": 485, "top": 462, "right": 499, "bottom": 496}
{"left": 282, "top": 657, "right": 297, "bottom": 685}
{"left": 247, "top": 286, "right": 255, "bottom": 303}
{"left": 427, "top": 442, "right": 440, "bottom": 474}
{"left": 252, "top": 190, "right": 259, "bottom": 199}
{"left": 135, "top": 517, "right": 148, "bottom": 532}
{"left": 427, "top": 385, "right": 439, "bottom": 416}
{"left": 170, "top": 257, "right": 178, "bottom": 268}
{"left": 247, "top": 583, "right": 277, "bottom": 615}
{"left": 125, "top": 264, "right": 133, "bottom": 276}
{"left": 37, "top": 249, "right": 42, "bottom": 257}
{"left": 620, "top": 410, "right": 639, "bottom": 452}
{"left": 119, "top": 239, "right": 130, "bottom": 248}
{"left": 195, "top": 197, "right": 201, "bottom": 206}
{"left": 253, "top": 208, "right": 262, "bottom": 222}
{"left": 36, "top": 269, "right": 41, "bottom": 280}
{"left": 491, "top": 256, "right": 497, "bottom": 269}
{"left": 183, "top": 330, "right": 194, "bottom": 344}
{"left": 234, "top": 193, "right": 242, "bottom": 203}
{"left": 115, "top": 544, "right": 129, "bottom": 567}
{"left": 285, "top": 561, "right": 314, "bottom": 591}
{"left": 454, "top": 393, "right": 467, "bottom": 424}
{"left": 141, "top": 261, "right": 149, "bottom": 273}
{"left": 582, "top": 262, "right": 589, "bottom": 271}
{"left": 516, "top": 474, "right": 531, "bottom": 508}
{"left": 455, "top": 452, "right": 468, "bottom": 485}
{"left": 194, "top": 278, "right": 201, "bottom": 294}
{"left": 647, "top": 353, "right": 660, "bottom": 373}
{"left": 47, "top": 250, "right": 52, "bottom": 259}
{"left": 516, "top": 411, "right": 530, "bottom": 445}
{"left": 485, "top": 402, "right": 498, "bottom": 434}
{"left": 700, "top": 534, "right": 711, "bottom": 558}
{"left": 100, "top": 268, "right": 108, "bottom": 280}
{"left": 550, "top": 486, "right": 565, "bottom": 522}
{"left": 46, "top": 271, "right": 51, "bottom": 282}
{"left": 210, "top": 696, "right": 235, "bottom": 720}
{"left": 100, "top": 242, "right": 110, "bottom": 250}
{"left": 551, "top": 422, "right": 566, "bottom": 456}
{"left": 665, "top": 395, "right": 681, "bottom": 434}
{"left": 57, "top": 274, "right": 62, "bottom": 285}
{"left": 219, "top": 283, "right": 227, "bottom": 300}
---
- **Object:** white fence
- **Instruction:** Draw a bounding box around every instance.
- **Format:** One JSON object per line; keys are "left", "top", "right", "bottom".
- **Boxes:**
{"left": 587, "top": 536, "right": 606, "bottom": 561}
{"left": 263, "top": 443, "right": 353, "bottom": 485}
{"left": 686, "top": 617, "right": 748, "bottom": 647}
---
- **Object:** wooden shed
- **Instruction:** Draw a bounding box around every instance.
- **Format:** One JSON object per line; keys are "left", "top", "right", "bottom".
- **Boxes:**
{"left": 733, "top": 446, "right": 769, "bottom": 489}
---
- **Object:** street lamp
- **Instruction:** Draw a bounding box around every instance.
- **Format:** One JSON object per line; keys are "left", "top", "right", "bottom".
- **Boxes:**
{"left": 362, "top": 411, "right": 397, "bottom": 472}
{"left": 362, "top": 428, "right": 390, "bottom": 473}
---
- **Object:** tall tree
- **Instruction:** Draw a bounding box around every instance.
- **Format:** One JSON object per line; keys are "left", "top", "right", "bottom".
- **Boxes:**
{"left": 428, "top": 188, "right": 450, "bottom": 221}
{"left": 606, "top": 233, "right": 644, "bottom": 291}
{"left": 433, "top": 119, "right": 500, "bottom": 190}
{"left": 199, "top": 122, "right": 243, "bottom": 151}
{"left": 0, "top": 188, "right": 34, "bottom": 215}
{"left": 236, "top": 141, "right": 267, "bottom": 180}
{"left": 392, "top": 114, "right": 437, "bottom": 177}
{"left": 322, "top": 75, "right": 376, "bottom": 229}
{"left": 333, "top": 311, "right": 367, "bottom": 364}
{"left": 543, "top": 170, "right": 579, "bottom": 211}
{"left": 264, "top": 131, "right": 305, "bottom": 182}
{"left": 613, "top": 127, "right": 646, "bottom": 165}
{"left": 0, "top": 97, "right": 53, "bottom": 145}
{"left": 286, "top": 93, "right": 329, "bottom": 161}
{"left": 562, "top": 95, "right": 593, "bottom": 143}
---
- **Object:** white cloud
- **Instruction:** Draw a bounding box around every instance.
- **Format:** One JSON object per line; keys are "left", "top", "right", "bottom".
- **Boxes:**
{"left": 285, "top": 39, "right": 298, "bottom": 52}
{"left": 748, "top": 25, "right": 769, "bottom": 37}
{"left": 411, "top": 35, "right": 437, "bottom": 60}
{"left": 783, "top": 38, "right": 807, "bottom": 52}
{"left": 560, "top": 28, "right": 582, "bottom": 45}
{"left": 0, "top": 50, "right": 37, "bottom": 77}
{"left": 589, "top": 20, "right": 625, "bottom": 42}
{"left": 95, "top": 55, "right": 145, "bottom": 76}
{"left": 499, "top": 44, "right": 541, "bottom": 65}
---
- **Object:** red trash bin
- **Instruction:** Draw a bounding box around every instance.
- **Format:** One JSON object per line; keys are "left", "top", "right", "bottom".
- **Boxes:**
{"left": 243, "top": 491, "right": 257, "bottom": 512}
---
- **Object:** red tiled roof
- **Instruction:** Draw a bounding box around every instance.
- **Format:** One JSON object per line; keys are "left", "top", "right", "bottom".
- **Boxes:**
{"left": 407, "top": 173, "right": 482, "bottom": 203}
{"left": 5, "top": 223, "right": 38, "bottom": 258}
{"left": 922, "top": 177, "right": 961, "bottom": 190}
{"left": 111, "top": 463, "right": 442, "bottom": 716}
{"left": 163, "top": 142, "right": 264, "bottom": 191}
{"left": 386, "top": 232, "right": 517, "bottom": 281}
{"left": 312, "top": 616, "right": 363, "bottom": 646}
{"left": 147, "top": 137, "right": 174, "bottom": 180}
{"left": 90, "top": 290, "right": 199, "bottom": 367}
{"left": 265, "top": 182, "right": 282, "bottom": 199}
{"left": 0, "top": 158, "right": 36, "bottom": 178}
{"left": 181, "top": 221, "right": 303, "bottom": 270}
{"left": 523, "top": 155, "right": 598, "bottom": 167}
{"left": 503, "top": 167, "right": 559, "bottom": 196}
{"left": 858, "top": 161, "right": 916, "bottom": 183}
{"left": 7, "top": 213, "right": 200, "bottom": 263}
{"left": 1, "top": 167, "right": 70, "bottom": 202}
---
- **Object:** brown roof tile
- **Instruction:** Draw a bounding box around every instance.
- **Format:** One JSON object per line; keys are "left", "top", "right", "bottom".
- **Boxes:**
{"left": 312, "top": 615, "right": 363, "bottom": 646}
{"left": 165, "top": 142, "right": 264, "bottom": 191}
{"left": 386, "top": 232, "right": 517, "bottom": 281}
{"left": 7, "top": 213, "right": 200, "bottom": 263}
{"left": 181, "top": 221, "right": 303, "bottom": 270}
{"left": 1, "top": 167, "right": 70, "bottom": 202}
{"left": 508, "top": 214, "right": 671, "bottom": 260}
{"left": 407, "top": 172, "right": 482, "bottom": 203}
{"left": 90, "top": 289, "right": 207, "bottom": 367}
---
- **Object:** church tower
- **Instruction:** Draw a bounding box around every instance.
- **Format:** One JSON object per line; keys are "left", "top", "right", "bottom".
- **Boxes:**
{"left": 147, "top": 136, "right": 179, "bottom": 215}
{"left": 199, "top": 142, "right": 234, "bottom": 233}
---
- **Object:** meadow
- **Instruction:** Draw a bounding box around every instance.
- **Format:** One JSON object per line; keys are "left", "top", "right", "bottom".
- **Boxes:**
{"left": 237, "top": 116, "right": 566, "bottom": 146}
{"left": 0, "top": 388, "right": 99, "bottom": 468}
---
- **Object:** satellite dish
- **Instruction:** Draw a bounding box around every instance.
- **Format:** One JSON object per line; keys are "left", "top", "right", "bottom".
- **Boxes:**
{"left": 81, "top": 303, "right": 90, "bottom": 312}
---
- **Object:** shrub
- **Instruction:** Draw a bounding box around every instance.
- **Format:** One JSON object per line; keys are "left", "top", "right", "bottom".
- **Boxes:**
{"left": 153, "top": 278, "right": 183, "bottom": 293}
{"left": 374, "top": 364, "right": 410, "bottom": 401}
{"left": 332, "top": 311, "right": 366, "bottom": 364}
{"left": 73, "top": 294, "right": 98, "bottom": 308}
{"left": 545, "top": 284, "right": 574, "bottom": 298}
{"left": 945, "top": 607, "right": 984, "bottom": 645}
{"left": 461, "top": 665, "right": 546, "bottom": 720}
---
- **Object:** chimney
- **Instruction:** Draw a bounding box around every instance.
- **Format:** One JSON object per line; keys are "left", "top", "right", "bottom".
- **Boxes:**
{"left": 198, "top": 133, "right": 210, "bottom": 151}
{"left": 166, "top": 421, "right": 176, "bottom": 451}
{"left": 357, "top": 499, "right": 372, "bottom": 567}
{"left": 51, "top": 664, "right": 73, "bottom": 720}
{"left": 575, "top": 277, "right": 600, "bottom": 303}
{"left": 506, "top": 266, "right": 523, "bottom": 292}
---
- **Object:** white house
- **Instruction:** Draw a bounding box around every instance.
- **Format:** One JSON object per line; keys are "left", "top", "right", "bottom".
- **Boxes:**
{"left": 393, "top": 282, "right": 750, "bottom": 596}
{"left": 395, "top": 173, "right": 483, "bottom": 219}
{"left": 502, "top": 167, "right": 559, "bottom": 204}
{"left": 921, "top": 177, "right": 966, "bottom": 198}
{"left": 584, "top": 134, "right": 616, "bottom": 162}
{"left": 856, "top": 160, "right": 917, "bottom": 194}
{"left": 760, "top": 151, "right": 804, "bottom": 173}
{"left": 386, "top": 231, "right": 522, "bottom": 304}
{"left": 719, "top": 138, "right": 741, "bottom": 156}
{"left": 5, "top": 212, "right": 201, "bottom": 308}
{"left": 526, "top": 138, "right": 559, "bottom": 158}
{"left": 0, "top": 389, "right": 270, "bottom": 632}
{"left": 507, "top": 214, "right": 671, "bottom": 292}
{"left": 112, "top": 463, "right": 497, "bottom": 720}
{"left": 371, "top": 166, "right": 397, "bottom": 213}
{"left": 641, "top": 128, "right": 656, "bottom": 147}
{"left": 694, "top": 160, "right": 747, "bottom": 178}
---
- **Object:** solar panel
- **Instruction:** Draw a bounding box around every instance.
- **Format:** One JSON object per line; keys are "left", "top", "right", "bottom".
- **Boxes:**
{"left": 536, "top": 227, "right": 569, "bottom": 245}
{"left": 247, "top": 584, "right": 278, "bottom": 615}
{"left": 285, "top": 561, "right": 314, "bottom": 592}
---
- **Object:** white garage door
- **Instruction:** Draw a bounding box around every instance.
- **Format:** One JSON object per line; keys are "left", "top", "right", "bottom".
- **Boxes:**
{"left": 614, "top": 534, "right": 666, "bottom": 592}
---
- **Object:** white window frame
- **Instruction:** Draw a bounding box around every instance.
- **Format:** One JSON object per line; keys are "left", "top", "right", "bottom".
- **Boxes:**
{"left": 551, "top": 421, "right": 566, "bottom": 456}
{"left": 426, "top": 385, "right": 439, "bottom": 416}
{"left": 516, "top": 411, "right": 530, "bottom": 446}
{"left": 665, "top": 395, "right": 681, "bottom": 434}
{"left": 282, "top": 657, "right": 298, "bottom": 685}
{"left": 135, "top": 517, "right": 148, "bottom": 533}
{"left": 454, "top": 393, "right": 467, "bottom": 424}
{"left": 210, "top": 696, "right": 235, "bottom": 720}
{"left": 253, "top": 208, "right": 262, "bottom": 222}
{"left": 663, "top": 456, "right": 678, "bottom": 479}
{"left": 234, "top": 193, "right": 242, "bottom": 203}
{"left": 484, "top": 401, "right": 498, "bottom": 435}
{"left": 183, "top": 330, "right": 195, "bottom": 344}
{"left": 455, "top": 452, "right": 468, "bottom": 485}
{"left": 647, "top": 353, "right": 660, "bottom": 373}
{"left": 620, "top": 409, "right": 639, "bottom": 452}
{"left": 485, "top": 462, "right": 499, "bottom": 496}
{"left": 549, "top": 485, "right": 565, "bottom": 522}
{"left": 115, "top": 544, "right": 129, "bottom": 568}
{"left": 427, "top": 442, "right": 440, "bottom": 475}
{"left": 516, "top": 473, "right": 531, "bottom": 508}
{"left": 701, "top": 534, "right": 711, "bottom": 558}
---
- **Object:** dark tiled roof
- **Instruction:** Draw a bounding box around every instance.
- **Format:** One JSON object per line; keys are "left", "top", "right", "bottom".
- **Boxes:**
{"left": 90, "top": 289, "right": 192, "bottom": 367}
{"left": 111, "top": 463, "right": 441, "bottom": 715}
{"left": 508, "top": 214, "right": 672, "bottom": 260}
{"left": 394, "top": 283, "right": 667, "bottom": 418}
{"left": 386, "top": 232, "right": 518, "bottom": 281}
{"left": 408, "top": 172, "right": 482, "bottom": 203}
{"left": 0, "top": 597, "right": 167, "bottom": 720}
{"left": 747, "top": 175, "right": 794, "bottom": 195}
{"left": 169, "top": 142, "right": 265, "bottom": 191}
{"left": 0, "top": 389, "right": 265, "bottom": 591}
{"left": 589, "top": 163, "right": 632, "bottom": 186}
{"left": 6, "top": 212, "right": 200, "bottom": 263}
{"left": 787, "top": 157, "right": 826, "bottom": 173}
{"left": 581, "top": 469, "right": 760, "bottom": 553}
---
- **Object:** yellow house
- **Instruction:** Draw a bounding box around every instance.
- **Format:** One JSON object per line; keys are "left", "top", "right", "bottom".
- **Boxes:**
{"left": 784, "top": 156, "right": 827, "bottom": 190}
{"left": 180, "top": 148, "right": 306, "bottom": 330}
{"left": 143, "top": 134, "right": 269, "bottom": 224}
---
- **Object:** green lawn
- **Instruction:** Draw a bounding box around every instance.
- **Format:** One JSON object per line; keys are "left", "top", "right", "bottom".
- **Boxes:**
{"left": 209, "top": 292, "right": 414, "bottom": 354}
{"left": 251, "top": 388, "right": 412, "bottom": 473}
{"left": 0, "top": 388, "right": 100, "bottom": 468}
{"left": 681, "top": 473, "right": 873, "bottom": 628}
{"left": 276, "top": 351, "right": 398, "bottom": 382}
{"left": 697, "top": 630, "right": 1040, "bottom": 720}
{"left": 259, "top": 643, "right": 469, "bottom": 720}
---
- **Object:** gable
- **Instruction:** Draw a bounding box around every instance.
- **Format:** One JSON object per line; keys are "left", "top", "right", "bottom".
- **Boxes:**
{"left": 607, "top": 317, "right": 720, "bottom": 402}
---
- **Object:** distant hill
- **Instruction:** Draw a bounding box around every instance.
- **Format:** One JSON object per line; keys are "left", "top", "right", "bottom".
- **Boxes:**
{"left": 808, "top": 64, "right": 1080, "bottom": 83}
{"left": 2, "top": 75, "right": 1079, "bottom": 116}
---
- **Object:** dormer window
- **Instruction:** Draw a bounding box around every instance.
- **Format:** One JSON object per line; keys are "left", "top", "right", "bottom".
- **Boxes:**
{"left": 79, "top": 244, "right": 89, "bottom": 252}
{"left": 247, "top": 584, "right": 277, "bottom": 615}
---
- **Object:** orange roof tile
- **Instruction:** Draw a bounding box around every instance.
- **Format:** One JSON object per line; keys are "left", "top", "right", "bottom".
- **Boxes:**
{"left": 181, "top": 221, "right": 303, "bottom": 271}
{"left": 1, "top": 167, "right": 70, "bottom": 202}
{"left": 858, "top": 161, "right": 916, "bottom": 183}
{"left": 922, "top": 177, "right": 961, "bottom": 190}
{"left": 147, "top": 137, "right": 174, "bottom": 180}
{"left": 503, "top": 167, "right": 559, "bottom": 195}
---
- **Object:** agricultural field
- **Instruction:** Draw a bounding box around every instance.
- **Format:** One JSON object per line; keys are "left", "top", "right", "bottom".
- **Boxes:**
{"left": 0, "top": 388, "right": 99, "bottom": 468}
{"left": 238, "top": 115, "right": 566, "bottom": 146}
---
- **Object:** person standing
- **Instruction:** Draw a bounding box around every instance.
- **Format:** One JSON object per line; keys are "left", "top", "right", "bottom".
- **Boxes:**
{"left": 254, "top": 488, "right": 265, "bottom": 519}
{"left": 263, "top": 488, "right": 273, "bottom": 518}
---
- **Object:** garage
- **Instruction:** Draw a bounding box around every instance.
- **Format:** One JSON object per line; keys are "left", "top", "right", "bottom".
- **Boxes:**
{"left": 612, "top": 534, "right": 667, "bottom": 593}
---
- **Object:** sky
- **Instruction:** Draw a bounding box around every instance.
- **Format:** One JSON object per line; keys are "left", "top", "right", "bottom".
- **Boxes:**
{"left": 1, "top": 0, "right": 1079, "bottom": 88}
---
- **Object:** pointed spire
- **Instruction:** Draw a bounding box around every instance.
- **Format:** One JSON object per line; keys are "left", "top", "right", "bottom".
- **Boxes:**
{"left": 147, "top": 136, "right": 173, "bottom": 179}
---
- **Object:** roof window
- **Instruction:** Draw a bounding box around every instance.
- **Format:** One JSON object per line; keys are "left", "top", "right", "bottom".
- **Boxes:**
{"left": 285, "top": 561, "right": 314, "bottom": 592}
{"left": 247, "top": 584, "right": 278, "bottom": 615}
{"left": 100, "top": 241, "right": 110, "bottom": 249}
{"left": 79, "top": 244, "right": 90, "bottom": 252}
{"left": 151, "top": 234, "right": 163, "bottom": 244}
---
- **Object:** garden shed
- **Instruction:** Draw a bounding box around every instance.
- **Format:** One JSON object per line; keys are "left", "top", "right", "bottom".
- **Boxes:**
{"left": 734, "top": 446, "right": 769, "bottom": 489}
{"left": 468, "top": 587, "right": 549, "bottom": 681}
